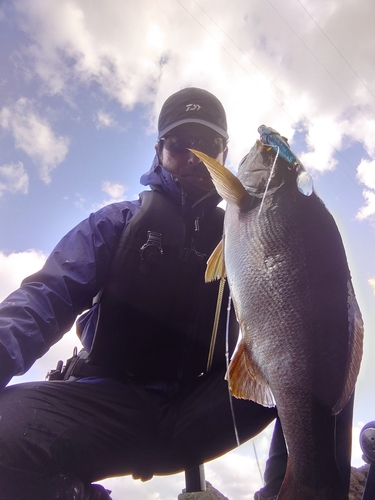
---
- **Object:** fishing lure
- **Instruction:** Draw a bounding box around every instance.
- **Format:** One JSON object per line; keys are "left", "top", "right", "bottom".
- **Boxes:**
{"left": 258, "top": 125, "right": 313, "bottom": 196}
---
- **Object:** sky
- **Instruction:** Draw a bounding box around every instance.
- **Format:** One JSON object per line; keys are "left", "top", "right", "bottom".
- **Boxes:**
{"left": 0, "top": 0, "right": 374, "bottom": 498}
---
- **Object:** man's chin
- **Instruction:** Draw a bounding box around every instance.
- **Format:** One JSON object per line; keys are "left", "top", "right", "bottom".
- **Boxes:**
{"left": 178, "top": 177, "right": 216, "bottom": 200}
{"left": 179, "top": 175, "right": 214, "bottom": 191}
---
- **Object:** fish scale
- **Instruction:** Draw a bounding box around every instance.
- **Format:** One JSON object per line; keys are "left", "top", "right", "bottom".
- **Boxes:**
{"left": 190, "top": 140, "right": 363, "bottom": 500}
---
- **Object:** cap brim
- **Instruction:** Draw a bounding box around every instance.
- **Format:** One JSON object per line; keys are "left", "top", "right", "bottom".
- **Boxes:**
{"left": 158, "top": 118, "right": 229, "bottom": 140}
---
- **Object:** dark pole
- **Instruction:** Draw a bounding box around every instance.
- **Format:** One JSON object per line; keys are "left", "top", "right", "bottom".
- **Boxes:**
{"left": 185, "top": 464, "right": 206, "bottom": 492}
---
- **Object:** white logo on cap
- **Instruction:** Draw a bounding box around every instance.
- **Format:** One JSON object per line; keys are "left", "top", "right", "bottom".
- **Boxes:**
{"left": 186, "top": 104, "right": 201, "bottom": 111}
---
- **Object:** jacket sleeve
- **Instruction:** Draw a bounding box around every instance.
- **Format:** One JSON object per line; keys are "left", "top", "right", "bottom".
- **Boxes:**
{"left": 0, "top": 200, "right": 139, "bottom": 388}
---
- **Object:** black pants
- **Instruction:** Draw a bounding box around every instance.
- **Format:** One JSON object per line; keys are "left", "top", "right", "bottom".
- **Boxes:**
{"left": 0, "top": 372, "right": 276, "bottom": 499}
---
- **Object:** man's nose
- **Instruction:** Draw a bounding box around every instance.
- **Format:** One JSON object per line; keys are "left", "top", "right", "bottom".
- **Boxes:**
{"left": 186, "top": 150, "right": 202, "bottom": 165}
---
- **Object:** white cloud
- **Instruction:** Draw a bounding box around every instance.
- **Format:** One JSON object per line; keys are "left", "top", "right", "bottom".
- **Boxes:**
{"left": 0, "top": 98, "right": 70, "bottom": 183}
{"left": 0, "top": 249, "right": 83, "bottom": 384}
{"left": 356, "top": 190, "right": 375, "bottom": 221}
{"left": 0, "top": 249, "right": 46, "bottom": 301}
{"left": 0, "top": 161, "right": 29, "bottom": 196}
{"left": 11, "top": 0, "right": 375, "bottom": 183}
{"left": 204, "top": 431, "right": 273, "bottom": 500}
{"left": 94, "top": 110, "right": 131, "bottom": 132}
{"left": 95, "top": 110, "right": 116, "bottom": 129}
{"left": 90, "top": 181, "right": 128, "bottom": 211}
{"left": 369, "top": 278, "right": 375, "bottom": 295}
{"left": 298, "top": 117, "right": 346, "bottom": 173}
{"left": 102, "top": 180, "right": 126, "bottom": 200}
{"left": 356, "top": 159, "right": 375, "bottom": 221}
{"left": 14, "top": 0, "right": 172, "bottom": 108}
{"left": 74, "top": 192, "right": 87, "bottom": 209}
{"left": 357, "top": 159, "right": 375, "bottom": 190}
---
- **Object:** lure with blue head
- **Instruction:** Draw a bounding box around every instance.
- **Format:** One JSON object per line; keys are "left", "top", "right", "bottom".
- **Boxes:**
{"left": 258, "top": 125, "right": 313, "bottom": 196}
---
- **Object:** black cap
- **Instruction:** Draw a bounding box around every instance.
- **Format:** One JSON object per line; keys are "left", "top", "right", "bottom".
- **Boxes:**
{"left": 158, "top": 87, "right": 228, "bottom": 140}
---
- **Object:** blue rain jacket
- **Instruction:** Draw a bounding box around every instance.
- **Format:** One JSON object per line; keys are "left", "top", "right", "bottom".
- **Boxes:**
{"left": 0, "top": 156, "right": 200, "bottom": 388}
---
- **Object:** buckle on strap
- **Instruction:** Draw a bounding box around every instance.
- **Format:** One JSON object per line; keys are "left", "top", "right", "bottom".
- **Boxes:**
{"left": 46, "top": 348, "right": 115, "bottom": 381}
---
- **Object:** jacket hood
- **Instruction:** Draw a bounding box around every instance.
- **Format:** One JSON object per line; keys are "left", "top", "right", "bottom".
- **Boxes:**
{"left": 140, "top": 154, "right": 182, "bottom": 206}
{"left": 140, "top": 154, "right": 221, "bottom": 210}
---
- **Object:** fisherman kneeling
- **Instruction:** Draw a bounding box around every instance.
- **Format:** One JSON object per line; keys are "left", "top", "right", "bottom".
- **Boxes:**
{"left": 0, "top": 87, "right": 278, "bottom": 500}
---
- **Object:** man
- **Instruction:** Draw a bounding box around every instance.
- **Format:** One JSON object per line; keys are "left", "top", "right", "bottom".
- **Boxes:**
{"left": 0, "top": 88, "right": 278, "bottom": 500}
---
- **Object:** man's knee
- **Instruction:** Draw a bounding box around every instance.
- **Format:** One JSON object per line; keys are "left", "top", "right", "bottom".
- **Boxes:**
{"left": 0, "top": 384, "right": 54, "bottom": 472}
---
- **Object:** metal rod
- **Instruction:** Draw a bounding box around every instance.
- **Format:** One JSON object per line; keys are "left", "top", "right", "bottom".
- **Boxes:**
{"left": 185, "top": 464, "right": 206, "bottom": 492}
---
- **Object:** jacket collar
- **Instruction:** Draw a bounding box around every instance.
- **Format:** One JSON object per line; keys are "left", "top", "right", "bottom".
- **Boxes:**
{"left": 140, "top": 154, "right": 221, "bottom": 213}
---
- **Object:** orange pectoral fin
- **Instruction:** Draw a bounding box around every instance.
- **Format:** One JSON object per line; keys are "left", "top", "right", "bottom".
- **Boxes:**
{"left": 226, "top": 340, "right": 275, "bottom": 407}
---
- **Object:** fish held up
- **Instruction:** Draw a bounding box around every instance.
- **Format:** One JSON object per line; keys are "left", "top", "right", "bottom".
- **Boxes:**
{"left": 190, "top": 134, "right": 363, "bottom": 500}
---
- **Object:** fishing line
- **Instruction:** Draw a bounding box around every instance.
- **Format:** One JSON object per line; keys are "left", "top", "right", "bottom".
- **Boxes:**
{"left": 258, "top": 146, "right": 279, "bottom": 216}
{"left": 225, "top": 292, "right": 240, "bottom": 448}
{"left": 225, "top": 287, "right": 264, "bottom": 477}
{"left": 252, "top": 440, "right": 264, "bottom": 485}
{"left": 206, "top": 276, "right": 226, "bottom": 373}
{"left": 296, "top": 0, "right": 375, "bottom": 104}
{"left": 266, "top": 0, "right": 375, "bottom": 119}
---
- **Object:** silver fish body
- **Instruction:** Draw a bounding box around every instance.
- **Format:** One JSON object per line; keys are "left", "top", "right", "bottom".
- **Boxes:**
{"left": 192, "top": 141, "right": 363, "bottom": 500}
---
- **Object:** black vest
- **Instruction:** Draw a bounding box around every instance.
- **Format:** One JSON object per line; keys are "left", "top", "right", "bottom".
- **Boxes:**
{"left": 88, "top": 189, "right": 238, "bottom": 383}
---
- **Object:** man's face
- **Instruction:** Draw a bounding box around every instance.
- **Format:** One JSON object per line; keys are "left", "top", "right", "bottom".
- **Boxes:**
{"left": 155, "top": 123, "right": 228, "bottom": 192}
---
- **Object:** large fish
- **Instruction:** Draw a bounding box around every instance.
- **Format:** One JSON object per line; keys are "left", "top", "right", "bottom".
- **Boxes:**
{"left": 190, "top": 134, "right": 363, "bottom": 500}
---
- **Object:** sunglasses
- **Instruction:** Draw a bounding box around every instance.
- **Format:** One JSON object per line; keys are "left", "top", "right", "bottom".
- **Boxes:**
{"left": 159, "top": 135, "right": 226, "bottom": 157}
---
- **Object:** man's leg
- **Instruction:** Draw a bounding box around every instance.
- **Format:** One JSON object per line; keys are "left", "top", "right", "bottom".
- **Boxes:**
{"left": 0, "top": 472, "right": 112, "bottom": 500}
{"left": 0, "top": 379, "right": 161, "bottom": 499}
{"left": 154, "top": 370, "right": 277, "bottom": 474}
{"left": 0, "top": 374, "right": 280, "bottom": 499}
